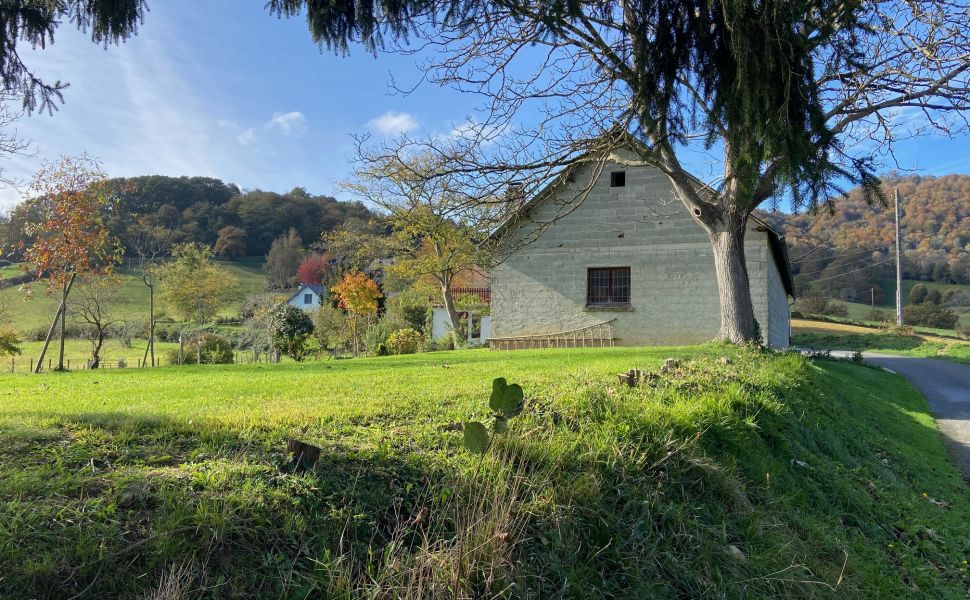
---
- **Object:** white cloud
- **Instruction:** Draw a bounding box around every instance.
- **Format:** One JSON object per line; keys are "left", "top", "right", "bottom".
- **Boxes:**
{"left": 367, "top": 111, "right": 418, "bottom": 135}
{"left": 269, "top": 111, "right": 307, "bottom": 135}
{"left": 237, "top": 128, "right": 257, "bottom": 145}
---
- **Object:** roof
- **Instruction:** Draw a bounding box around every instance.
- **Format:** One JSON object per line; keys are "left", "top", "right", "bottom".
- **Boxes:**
{"left": 288, "top": 283, "right": 325, "bottom": 302}
{"left": 489, "top": 138, "right": 796, "bottom": 299}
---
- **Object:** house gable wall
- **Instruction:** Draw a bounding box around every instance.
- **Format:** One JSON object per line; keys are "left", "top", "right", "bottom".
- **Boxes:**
{"left": 492, "top": 157, "right": 788, "bottom": 347}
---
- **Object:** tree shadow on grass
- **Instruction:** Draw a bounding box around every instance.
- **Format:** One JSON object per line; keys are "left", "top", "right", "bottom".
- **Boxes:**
{"left": 0, "top": 411, "right": 447, "bottom": 598}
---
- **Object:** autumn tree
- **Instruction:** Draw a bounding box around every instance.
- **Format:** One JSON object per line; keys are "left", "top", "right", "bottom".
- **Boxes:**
{"left": 273, "top": 0, "right": 970, "bottom": 344}
{"left": 213, "top": 225, "right": 247, "bottom": 258}
{"left": 344, "top": 153, "right": 487, "bottom": 346}
{"left": 70, "top": 276, "right": 126, "bottom": 368}
{"left": 157, "top": 243, "right": 240, "bottom": 324}
{"left": 18, "top": 156, "right": 122, "bottom": 372}
{"left": 265, "top": 228, "right": 303, "bottom": 290}
{"left": 319, "top": 218, "right": 392, "bottom": 273}
{"left": 330, "top": 271, "right": 382, "bottom": 356}
{"left": 296, "top": 252, "right": 334, "bottom": 286}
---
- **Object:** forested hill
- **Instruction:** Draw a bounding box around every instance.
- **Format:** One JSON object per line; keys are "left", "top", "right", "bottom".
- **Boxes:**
{"left": 760, "top": 174, "right": 970, "bottom": 301}
{"left": 0, "top": 175, "right": 377, "bottom": 258}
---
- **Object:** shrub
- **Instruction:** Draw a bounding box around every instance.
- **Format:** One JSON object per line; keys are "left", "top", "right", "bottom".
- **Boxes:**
{"left": 388, "top": 328, "right": 424, "bottom": 355}
{"left": 166, "top": 333, "right": 235, "bottom": 365}
{"left": 269, "top": 302, "right": 315, "bottom": 361}
{"left": 956, "top": 321, "right": 970, "bottom": 338}
{"left": 909, "top": 283, "right": 928, "bottom": 305}
{"left": 364, "top": 322, "right": 391, "bottom": 356}
{"left": 822, "top": 301, "right": 848, "bottom": 318}
{"left": 0, "top": 326, "right": 21, "bottom": 357}
{"left": 925, "top": 289, "right": 943, "bottom": 306}
{"left": 904, "top": 302, "right": 959, "bottom": 329}
{"left": 866, "top": 308, "right": 890, "bottom": 323}
{"left": 315, "top": 304, "right": 353, "bottom": 351}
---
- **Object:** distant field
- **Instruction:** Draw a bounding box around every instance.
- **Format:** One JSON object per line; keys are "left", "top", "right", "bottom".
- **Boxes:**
{"left": 2, "top": 339, "right": 180, "bottom": 373}
{"left": 792, "top": 318, "right": 970, "bottom": 366}
{"left": 0, "top": 257, "right": 268, "bottom": 334}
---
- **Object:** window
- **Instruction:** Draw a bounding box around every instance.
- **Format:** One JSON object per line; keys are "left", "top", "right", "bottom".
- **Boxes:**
{"left": 610, "top": 171, "right": 626, "bottom": 187}
{"left": 587, "top": 267, "right": 631, "bottom": 306}
{"left": 304, "top": 293, "right": 313, "bottom": 305}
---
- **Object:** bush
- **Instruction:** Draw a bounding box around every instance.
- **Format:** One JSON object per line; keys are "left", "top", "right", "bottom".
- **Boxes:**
{"left": 866, "top": 308, "right": 890, "bottom": 323}
{"left": 822, "top": 301, "right": 848, "bottom": 318}
{"left": 925, "top": 289, "right": 943, "bottom": 306}
{"left": 0, "top": 326, "right": 21, "bottom": 357}
{"left": 364, "top": 322, "right": 391, "bottom": 356}
{"left": 904, "top": 302, "right": 959, "bottom": 329}
{"left": 166, "top": 333, "right": 235, "bottom": 365}
{"left": 315, "top": 304, "right": 352, "bottom": 351}
{"left": 909, "top": 283, "right": 928, "bottom": 305}
{"left": 956, "top": 321, "right": 970, "bottom": 338}
{"left": 269, "top": 302, "right": 315, "bottom": 361}
{"left": 387, "top": 328, "right": 424, "bottom": 355}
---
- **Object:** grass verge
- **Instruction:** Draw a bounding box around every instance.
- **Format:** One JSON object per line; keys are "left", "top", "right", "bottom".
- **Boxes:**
{"left": 793, "top": 319, "right": 970, "bottom": 366}
{"left": 1, "top": 346, "right": 968, "bottom": 597}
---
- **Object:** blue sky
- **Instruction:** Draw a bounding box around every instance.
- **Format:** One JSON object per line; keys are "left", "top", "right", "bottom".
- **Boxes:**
{"left": 1, "top": 0, "right": 968, "bottom": 212}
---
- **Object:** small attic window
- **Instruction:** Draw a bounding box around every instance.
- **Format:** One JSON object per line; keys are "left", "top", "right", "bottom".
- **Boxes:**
{"left": 610, "top": 171, "right": 626, "bottom": 187}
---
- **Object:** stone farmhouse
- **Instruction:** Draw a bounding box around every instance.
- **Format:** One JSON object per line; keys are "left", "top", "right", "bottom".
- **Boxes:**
{"left": 489, "top": 149, "right": 795, "bottom": 349}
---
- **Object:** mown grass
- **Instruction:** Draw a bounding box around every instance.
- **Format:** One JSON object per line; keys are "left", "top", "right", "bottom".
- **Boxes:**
{"left": 1, "top": 346, "right": 969, "bottom": 597}
{"left": 793, "top": 319, "right": 970, "bottom": 366}
{"left": 0, "top": 258, "right": 268, "bottom": 334}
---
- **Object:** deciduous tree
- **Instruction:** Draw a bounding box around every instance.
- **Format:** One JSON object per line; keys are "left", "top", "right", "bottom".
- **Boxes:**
{"left": 265, "top": 228, "right": 304, "bottom": 290}
{"left": 296, "top": 252, "right": 334, "bottom": 285}
{"left": 330, "top": 271, "right": 382, "bottom": 356}
{"left": 344, "top": 153, "right": 487, "bottom": 346}
{"left": 274, "top": 0, "right": 970, "bottom": 344}
{"left": 17, "top": 155, "right": 122, "bottom": 372}
{"left": 213, "top": 225, "right": 248, "bottom": 258}
{"left": 71, "top": 276, "right": 125, "bottom": 369}
{"left": 157, "top": 243, "right": 239, "bottom": 324}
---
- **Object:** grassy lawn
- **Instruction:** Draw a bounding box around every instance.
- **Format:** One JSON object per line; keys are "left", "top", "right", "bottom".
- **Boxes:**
{"left": 1, "top": 346, "right": 969, "bottom": 597}
{"left": 793, "top": 318, "right": 970, "bottom": 366}
{"left": 0, "top": 257, "right": 268, "bottom": 334}
{"left": 2, "top": 339, "right": 181, "bottom": 373}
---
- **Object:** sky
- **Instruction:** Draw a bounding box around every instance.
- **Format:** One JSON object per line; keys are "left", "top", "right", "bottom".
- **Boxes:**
{"left": 0, "top": 0, "right": 968, "bottom": 213}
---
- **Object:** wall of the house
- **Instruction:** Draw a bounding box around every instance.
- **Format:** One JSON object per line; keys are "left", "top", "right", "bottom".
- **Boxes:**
{"left": 491, "top": 156, "right": 788, "bottom": 347}
{"left": 766, "top": 253, "right": 791, "bottom": 348}
{"left": 289, "top": 288, "right": 322, "bottom": 311}
{"left": 430, "top": 308, "right": 491, "bottom": 345}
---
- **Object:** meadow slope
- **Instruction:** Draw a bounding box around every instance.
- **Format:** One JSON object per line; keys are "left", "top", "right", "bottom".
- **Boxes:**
{"left": 0, "top": 346, "right": 968, "bottom": 598}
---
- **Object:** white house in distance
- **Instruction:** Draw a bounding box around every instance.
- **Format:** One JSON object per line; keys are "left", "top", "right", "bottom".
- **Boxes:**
{"left": 488, "top": 145, "right": 795, "bottom": 349}
{"left": 288, "top": 283, "right": 326, "bottom": 311}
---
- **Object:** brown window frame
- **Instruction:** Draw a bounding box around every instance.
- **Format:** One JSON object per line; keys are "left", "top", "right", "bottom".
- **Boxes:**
{"left": 586, "top": 267, "right": 631, "bottom": 306}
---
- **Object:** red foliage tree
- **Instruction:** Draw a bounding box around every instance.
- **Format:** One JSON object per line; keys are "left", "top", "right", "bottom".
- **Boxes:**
{"left": 296, "top": 252, "right": 333, "bottom": 285}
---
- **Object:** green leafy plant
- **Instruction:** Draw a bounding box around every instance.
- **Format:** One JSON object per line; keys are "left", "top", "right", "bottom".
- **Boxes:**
{"left": 388, "top": 327, "right": 424, "bottom": 355}
{"left": 463, "top": 377, "right": 525, "bottom": 454}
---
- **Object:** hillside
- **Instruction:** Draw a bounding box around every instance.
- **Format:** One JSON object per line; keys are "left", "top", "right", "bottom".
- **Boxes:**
{"left": 0, "top": 258, "right": 267, "bottom": 335}
{"left": 0, "top": 175, "right": 379, "bottom": 260}
{"left": 1, "top": 347, "right": 969, "bottom": 597}
{"left": 762, "top": 174, "right": 970, "bottom": 302}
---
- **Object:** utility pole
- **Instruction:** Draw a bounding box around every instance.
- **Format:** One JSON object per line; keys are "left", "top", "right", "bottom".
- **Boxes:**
{"left": 895, "top": 188, "right": 904, "bottom": 326}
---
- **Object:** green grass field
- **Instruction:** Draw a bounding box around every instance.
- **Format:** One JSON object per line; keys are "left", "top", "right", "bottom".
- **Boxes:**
{"left": 792, "top": 318, "right": 970, "bottom": 366}
{"left": 1, "top": 346, "right": 969, "bottom": 597}
{"left": 0, "top": 257, "right": 268, "bottom": 334}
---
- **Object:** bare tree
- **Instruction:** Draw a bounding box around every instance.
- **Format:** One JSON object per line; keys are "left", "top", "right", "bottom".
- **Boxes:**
{"left": 129, "top": 220, "right": 174, "bottom": 367}
{"left": 287, "top": 0, "right": 970, "bottom": 343}
{"left": 71, "top": 277, "right": 126, "bottom": 369}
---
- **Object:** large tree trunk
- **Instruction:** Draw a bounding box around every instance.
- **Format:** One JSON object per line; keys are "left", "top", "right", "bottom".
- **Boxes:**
{"left": 440, "top": 282, "right": 463, "bottom": 347}
{"left": 708, "top": 217, "right": 758, "bottom": 343}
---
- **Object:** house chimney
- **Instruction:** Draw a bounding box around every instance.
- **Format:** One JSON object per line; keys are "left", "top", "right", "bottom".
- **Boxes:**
{"left": 506, "top": 181, "right": 524, "bottom": 202}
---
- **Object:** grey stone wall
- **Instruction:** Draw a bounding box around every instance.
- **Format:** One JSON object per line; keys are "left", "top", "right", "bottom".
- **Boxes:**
{"left": 766, "top": 251, "right": 792, "bottom": 347}
{"left": 491, "top": 158, "right": 790, "bottom": 347}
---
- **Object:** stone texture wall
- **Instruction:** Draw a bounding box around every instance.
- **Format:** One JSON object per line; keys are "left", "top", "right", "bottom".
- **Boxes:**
{"left": 766, "top": 251, "right": 792, "bottom": 347}
{"left": 491, "top": 157, "right": 790, "bottom": 347}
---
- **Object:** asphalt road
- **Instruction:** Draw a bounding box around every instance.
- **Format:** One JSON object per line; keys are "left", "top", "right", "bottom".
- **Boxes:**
{"left": 862, "top": 354, "right": 970, "bottom": 477}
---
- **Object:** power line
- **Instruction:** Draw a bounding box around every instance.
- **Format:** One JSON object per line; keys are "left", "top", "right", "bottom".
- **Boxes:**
{"left": 791, "top": 244, "right": 888, "bottom": 264}
{"left": 811, "top": 258, "right": 895, "bottom": 283}
{"left": 795, "top": 252, "right": 892, "bottom": 278}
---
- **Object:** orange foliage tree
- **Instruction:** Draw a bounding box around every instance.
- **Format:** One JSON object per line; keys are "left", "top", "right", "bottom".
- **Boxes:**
{"left": 17, "top": 156, "right": 122, "bottom": 372}
{"left": 330, "top": 271, "right": 382, "bottom": 356}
